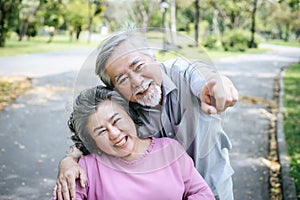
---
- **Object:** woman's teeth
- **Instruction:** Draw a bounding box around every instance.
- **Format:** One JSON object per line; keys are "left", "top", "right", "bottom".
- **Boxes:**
{"left": 114, "top": 137, "right": 126, "bottom": 147}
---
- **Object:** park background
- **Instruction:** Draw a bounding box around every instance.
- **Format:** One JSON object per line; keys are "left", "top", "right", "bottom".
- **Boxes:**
{"left": 0, "top": 0, "right": 299, "bottom": 199}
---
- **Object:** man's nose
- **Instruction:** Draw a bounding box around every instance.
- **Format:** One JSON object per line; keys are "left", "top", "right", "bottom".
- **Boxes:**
{"left": 129, "top": 72, "right": 143, "bottom": 88}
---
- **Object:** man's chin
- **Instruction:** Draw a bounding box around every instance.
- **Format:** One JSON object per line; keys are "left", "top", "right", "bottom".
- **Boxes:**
{"left": 136, "top": 93, "right": 161, "bottom": 107}
{"left": 135, "top": 97, "right": 159, "bottom": 107}
{"left": 134, "top": 82, "right": 162, "bottom": 107}
{"left": 138, "top": 102, "right": 159, "bottom": 107}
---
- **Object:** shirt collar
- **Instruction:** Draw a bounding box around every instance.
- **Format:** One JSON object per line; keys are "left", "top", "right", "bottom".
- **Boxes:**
{"left": 160, "top": 63, "right": 177, "bottom": 98}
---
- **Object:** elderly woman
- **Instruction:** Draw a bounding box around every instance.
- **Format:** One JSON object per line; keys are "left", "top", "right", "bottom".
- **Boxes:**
{"left": 53, "top": 86, "right": 214, "bottom": 200}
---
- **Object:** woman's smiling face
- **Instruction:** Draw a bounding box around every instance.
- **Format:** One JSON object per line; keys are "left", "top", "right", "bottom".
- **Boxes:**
{"left": 87, "top": 100, "right": 138, "bottom": 160}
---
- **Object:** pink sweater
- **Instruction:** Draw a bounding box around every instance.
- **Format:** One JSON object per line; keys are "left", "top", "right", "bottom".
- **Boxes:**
{"left": 74, "top": 137, "right": 214, "bottom": 200}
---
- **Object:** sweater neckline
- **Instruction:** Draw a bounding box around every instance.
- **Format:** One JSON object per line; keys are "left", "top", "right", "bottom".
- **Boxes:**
{"left": 116, "top": 137, "right": 156, "bottom": 165}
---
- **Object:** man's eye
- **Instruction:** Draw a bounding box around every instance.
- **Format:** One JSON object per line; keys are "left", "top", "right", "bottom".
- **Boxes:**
{"left": 118, "top": 76, "right": 128, "bottom": 85}
{"left": 134, "top": 63, "right": 144, "bottom": 71}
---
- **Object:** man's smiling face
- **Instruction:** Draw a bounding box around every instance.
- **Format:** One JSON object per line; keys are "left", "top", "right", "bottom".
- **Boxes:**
{"left": 105, "top": 41, "right": 163, "bottom": 107}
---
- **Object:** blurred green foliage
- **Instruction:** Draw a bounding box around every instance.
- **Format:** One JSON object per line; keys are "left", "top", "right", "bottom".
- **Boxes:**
{"left": 0, "top": 34, "right": 99, "bottom": 57}
{"left": 222, "top": 29, "right": 261, "bottom": 52}
{"left": 0, "top": 0, "right": 299, "bottom": 50}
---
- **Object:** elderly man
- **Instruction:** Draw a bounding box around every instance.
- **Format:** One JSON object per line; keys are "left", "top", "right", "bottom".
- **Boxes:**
{"left": 54, "top": 31, "right": 238, "bottom": 200}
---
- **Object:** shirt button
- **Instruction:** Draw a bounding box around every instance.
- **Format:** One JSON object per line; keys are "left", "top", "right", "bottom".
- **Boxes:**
{"left": 168, "top": 132, "right": 174, "bottom": 137}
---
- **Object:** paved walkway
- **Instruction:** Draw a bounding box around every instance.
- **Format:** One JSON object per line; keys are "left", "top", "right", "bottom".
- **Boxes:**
{"left": 216, "top": 44, "right": 300, "bottom": 199}
{"left": 0, "top": 44, "right": 299, "bottom": 200}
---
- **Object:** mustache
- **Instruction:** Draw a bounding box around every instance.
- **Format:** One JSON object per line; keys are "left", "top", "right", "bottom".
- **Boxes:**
{"left": 133, "top": 80, "right": 153, "bottom": 96}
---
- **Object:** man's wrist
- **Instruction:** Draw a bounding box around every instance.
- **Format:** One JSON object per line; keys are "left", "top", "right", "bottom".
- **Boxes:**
{"left": 67, "top": 145, "right": 83, "bottom": 160}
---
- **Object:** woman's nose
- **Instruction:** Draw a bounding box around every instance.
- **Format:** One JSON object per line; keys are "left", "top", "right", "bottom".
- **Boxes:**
{"left": 108, "top": 125, "right": 121, "bottom": 141}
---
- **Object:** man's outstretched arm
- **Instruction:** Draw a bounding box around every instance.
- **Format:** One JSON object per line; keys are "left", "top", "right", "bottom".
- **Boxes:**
{"left": 52, "top": 146, "right": 87, "bottom": 200}
{"left": 163, "top": 58, "right": 238, "bottom": 114}
{"left": 200, "top": 75, "right": 238, "bottom": 114}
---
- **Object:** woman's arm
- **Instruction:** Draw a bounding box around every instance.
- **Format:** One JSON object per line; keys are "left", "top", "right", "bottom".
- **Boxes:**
{"left": 175, "top": 143, "right": 215, "bottom": 200}
{"left": 183, "top": 163, "right": 215, "bottom": 200}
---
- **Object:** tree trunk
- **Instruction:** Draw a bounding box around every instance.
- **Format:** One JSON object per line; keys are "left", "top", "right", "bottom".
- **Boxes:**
{"left": 0, "top": 17, "right": 6, "bottom": 47}
{"left": 229, "top": 12, "right": 235, "bottom": 30}
{"left": 18, "top": 20, "right": 29, "bottom": 41}
{"left": 65, "top": 21, "right": 73, "bottom": 42}
{"left": 160, "top": 0, "right": 168, "bottom": 50}
{"left": 0, "top": 1, "right": 19, "bottom": 47}
{"left": 88, "top": 17, "right": 93, "bottom": 43}
{"left": 47, "top": 29, "right": 57, "bottom": 43}
{"left": 76, "top": 25, "right": 82, "bottom": 40}
{"left": 48, "top": 32, "right": 54, "bottom": 43}
{"left": 249, "top": 0, "right": 258, "bottom": 48}
{"left": 170, "top": 0, "right": 176, "bottom": 45}
{"left": 194, "top": 0, "right": 200, "bottom": 46}
{"left": 69, "top": 29, "right": 74, "bottom": 42}
{"left": 277, "top": 24, "right": 283, "bottom": 40}
{"left": 87, "top": 0, "right": 93, "bottom": 43}
{"left": 284, "top": 23, "right": 290, "bottom": 42}
{"left": 137, "top": 2, "right": 149, "bottom": 31}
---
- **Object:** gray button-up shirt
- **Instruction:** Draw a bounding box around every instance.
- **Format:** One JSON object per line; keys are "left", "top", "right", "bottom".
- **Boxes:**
{"left": 131, "top": 57, "right": 234, "bottom": 192}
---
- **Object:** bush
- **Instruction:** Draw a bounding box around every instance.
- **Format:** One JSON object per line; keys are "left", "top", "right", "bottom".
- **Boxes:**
{"left": 201, "top": 35, "right": 218, "bottom": 49}
{"left": 222, "top": 29, "right": 252, "bottom": 52}
{"left": 27, "top": 22, "right": 38, "bottom": 38}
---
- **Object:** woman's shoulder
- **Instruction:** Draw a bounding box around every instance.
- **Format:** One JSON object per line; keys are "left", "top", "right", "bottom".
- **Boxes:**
{"left": 155, "top": 137, "right": 182, "bottom": 146}
{"left": 153, "top": 137, "right": 185, "bottom": 155}
{"left": 78, "top": 154, "right": 99, "bottom": 168}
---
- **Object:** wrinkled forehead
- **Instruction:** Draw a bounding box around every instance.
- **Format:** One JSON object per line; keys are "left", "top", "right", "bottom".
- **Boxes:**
{"left": 89, "top": 100, "right": 117, "bottom": 123}
{"left": 97, "top": 100, "right": 128, "bottom": 117}
{"left": 106, "top": 41, "right": 143, "bottom": 66}
{"left": 104, "top": 42, "right": 151, "bottom": 78}
{"left": 89, "top": 100, "right": 112, "bottom": 118}
{"left": 97, "top": 100, "right": 118, "bottom": 113}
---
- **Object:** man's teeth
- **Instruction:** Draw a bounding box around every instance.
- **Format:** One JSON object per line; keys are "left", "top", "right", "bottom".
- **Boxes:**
{"left": 114, "top": 137, "right": 126, "bottom": 147}
{"left": 138, "top": 91, "right": 145, "bottom": 95}
{"left": 136, "top": 88, "right": 146, "bottom": 95}
{"left": 135, "top": 82, "right": 151, "bottom": 95}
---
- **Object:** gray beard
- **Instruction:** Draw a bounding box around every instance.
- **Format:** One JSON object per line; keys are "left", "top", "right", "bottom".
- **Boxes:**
{"left": 136, "top": 83, "right": 162, "bottom": 107}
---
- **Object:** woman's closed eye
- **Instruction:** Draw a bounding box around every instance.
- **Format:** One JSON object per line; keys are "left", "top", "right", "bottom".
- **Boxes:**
{"left": 97, "top": 129, "right": 107, "bottom": 136}
{"left": 112, "top": 117, "right": 121, "bottom": 126}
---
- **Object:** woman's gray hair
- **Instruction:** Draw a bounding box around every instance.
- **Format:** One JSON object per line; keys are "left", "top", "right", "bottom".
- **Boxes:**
{"left": 70, "top": 85, "right": 139, "bottom": 154}
{"left": 95, "top": 31, "right": 155, "bottom": 89}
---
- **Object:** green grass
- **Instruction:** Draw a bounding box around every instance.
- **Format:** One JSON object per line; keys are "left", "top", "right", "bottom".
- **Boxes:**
{"left": 1, "top": 32, "right": 275, "bottom": 59}
{"left": 283, "top": 62, "right": 300, "bottom": 199}
{"left": 154, "top": 43, "right": 270, "bottom": 62}
{"left": 0, "top": 33, "right": 100, "bottom": 57}
{"left": 206, "top": 47, "right": 270, "bottom": 59}
{"left": 266, "top": 39, "right": 300, "bottom": 47}
{"left": 160, "top": 36, "right": 270, "bottom": 60}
